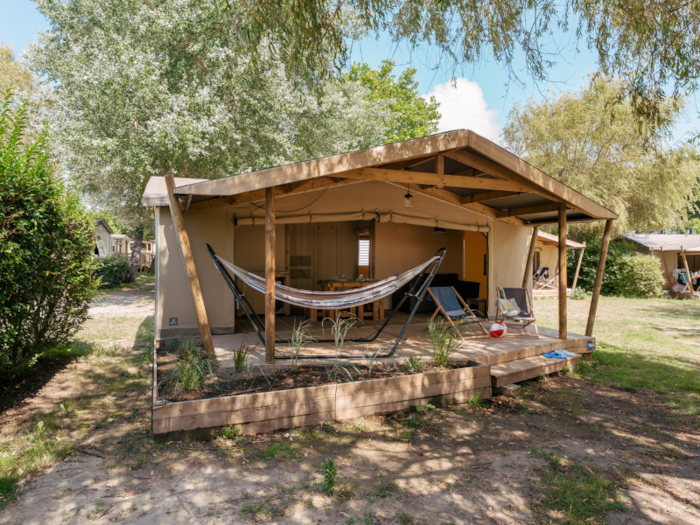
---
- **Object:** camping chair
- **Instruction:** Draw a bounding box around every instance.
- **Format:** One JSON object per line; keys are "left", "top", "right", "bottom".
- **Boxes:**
{"left": 427, "top": 286, "right": 490, "bottom": 339}
{"left": 495, "top": 287, "right": 539, "bottom": 338}
{"left": 533, "top": 267, "right": 558, "bottom": 290}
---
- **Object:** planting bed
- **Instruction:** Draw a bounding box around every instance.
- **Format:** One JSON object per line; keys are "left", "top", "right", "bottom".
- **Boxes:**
{"left": 152, "top": 360, "right": 491, "bottom": 435}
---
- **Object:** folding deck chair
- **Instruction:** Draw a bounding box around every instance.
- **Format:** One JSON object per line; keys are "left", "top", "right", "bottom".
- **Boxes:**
{"left": 495, "top": 287, "right": 539, "bottom": 338}
{"left": 533, "top": 267, "right": 558, "bottom": 290}
{"left": 427, "top": 286, "right": 490, "bottom": 339}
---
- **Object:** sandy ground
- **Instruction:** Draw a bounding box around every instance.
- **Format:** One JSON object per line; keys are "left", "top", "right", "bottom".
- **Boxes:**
{"left": 1, "top": 287, "right": 699, "bottom": 525}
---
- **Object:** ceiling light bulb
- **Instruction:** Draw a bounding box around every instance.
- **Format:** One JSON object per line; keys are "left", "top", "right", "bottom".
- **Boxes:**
{"left": 404, "top": 192, "right": 413, "bottom": 208}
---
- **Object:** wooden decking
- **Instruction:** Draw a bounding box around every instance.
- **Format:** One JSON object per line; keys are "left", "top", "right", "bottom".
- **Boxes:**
{"left": 213, "top": 312, "right": 594, "bottom": 379}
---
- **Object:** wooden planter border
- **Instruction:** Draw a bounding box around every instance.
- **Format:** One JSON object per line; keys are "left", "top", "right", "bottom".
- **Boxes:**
{"left": 152, "top": 361, "right": 491, "bottom": 435}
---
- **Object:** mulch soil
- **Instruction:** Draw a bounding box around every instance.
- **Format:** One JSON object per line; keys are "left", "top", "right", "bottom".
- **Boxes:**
{"left": 157, "top": 356, "right": 468, "bottom": 402}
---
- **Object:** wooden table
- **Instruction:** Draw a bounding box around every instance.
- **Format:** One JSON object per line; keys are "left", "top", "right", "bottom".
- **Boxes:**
{"left": 310, "top": 279, "right": 385, "bottom": 322}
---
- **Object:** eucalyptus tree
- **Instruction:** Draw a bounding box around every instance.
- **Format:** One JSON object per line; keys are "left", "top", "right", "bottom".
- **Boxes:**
{"left": 28, "top": 0, "right": 392, "bottom": 281}
{"left": 503, "top": 77, "right": 700, "bottom": 234}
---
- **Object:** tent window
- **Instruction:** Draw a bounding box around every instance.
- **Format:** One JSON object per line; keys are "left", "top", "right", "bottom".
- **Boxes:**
{"left": 358, "top": 238, "right": 370, "bottom": 266}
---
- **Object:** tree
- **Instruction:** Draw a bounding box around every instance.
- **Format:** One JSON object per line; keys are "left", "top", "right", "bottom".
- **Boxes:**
{"left": 51, "top": 0, "right": 699, "bottom": 134}
{"left": 344, "top": 61, "right": 440, "bottom": 145}
{"left": 503, "top": 77, "right": 700, "bottom": 233}
{"left": 29, "top": 0, "right": 393, "bottom": 281}
{"left": 0, "top": 43, "right": 34, "bottom": 94}
{"left": 0, "top": 90, "right": 97, "bottom": 378}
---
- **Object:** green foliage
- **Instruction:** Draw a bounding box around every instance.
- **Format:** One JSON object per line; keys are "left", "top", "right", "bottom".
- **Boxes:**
{"left": 566, "top": 237, "right": 637, "bottom": 295}
{"left": 219, "top": 425, "right": 242, "bottom": 443}
{"left": 288, "top": 319, "right": 315, "bottom": 370}
{"left": 323, "top": 315, "right": 357, "bottom": 355}
{"left": 174, "top": 340, "right": 213, "bottom": 393}
{"left": 415, "top": 404, "right": 435, "bottom": 412}
{"left": 0, "top": 44, "right": 34, "bottom": 95}
{"left": 426, "top": 318, "right": 459, "bottom": 367}
{"left": 322, "top": 457, "right": 337, "bottom": 496}
{"left": 504, "top": 77, "right": 700, "bottom": 233}
{"left": 344, "top": 61, "right": 440, "bottom": 145}
{"left": 0, "top": 90, "right": 97, "bottom": 379}
{"left": 611, "top": 253, "right": 665, "bottom": 298}
{"left": 93, "top": 255, "right": 130, "bottom": 288}
{"left": 465, "top": 390, "right": 486, "bottom": 409}
{"left": 232, "top": 342, "right": 251, "bottom": 374}
{"left": 400, "top": 355, "right": 423, "bottom": 373}
{"left": 571, "top": 287, "right": 592, "bottom": 300}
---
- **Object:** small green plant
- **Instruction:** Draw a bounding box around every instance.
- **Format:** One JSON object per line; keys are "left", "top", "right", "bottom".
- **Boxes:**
{"left": 465, "top": 390, "right": 486, "bottom": 409}
{"left": 232, "top": 342, "right": 251, "bottom": 374}
{"left": 288, "top": 319, "right": 315, "bottom": 370}
{"left": 175, "top": 342, "right": 213, "bottom": 393}
{"left": 322, "top": 457, "right": 338, "bottom": 496}
{"left": 427, "top": 318, "right": 459, "bottom": 367}
{"left": 59, "top": 403, "right": 69, "bottom": 414}
{"left": 415, "top": 403, "right": 435, "bottom": 412}
{"left": 323, "top": 315, "right": 357, "bottom": 355}
{"left": 346, "top": 518, "right": 356, "bottom": 525}
{"left": 361, "top": 346, "right": 385, "bottom": 377}
{"left": 244, "top": 359, "right": 271, "bottom": 387}
{"left": 398, "top": 513, "right": 414, "bottom": 525}
{"left": 400, "top": 355, "right": 423, "bottom": 373}
{"left": 35, "top": 421, "right": 46, "bottom": 437}
{"left": 219, "top": 425, "right": 241, "bottom": 442}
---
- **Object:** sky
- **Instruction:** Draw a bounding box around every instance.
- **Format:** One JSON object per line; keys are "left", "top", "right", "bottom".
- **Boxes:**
{"left": 2, "top": 0, "right": 698, "bottom": 143}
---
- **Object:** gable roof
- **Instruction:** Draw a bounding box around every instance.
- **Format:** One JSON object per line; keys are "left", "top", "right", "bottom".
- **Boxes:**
{"left": 142, "top": 130, "right": 617, "bottom": 225}
{"left": 93, "top": 218, "right": 113, "bottom": 235}
{"left": 537, "top": 230, "right": 585, "bottom": 249}
{"left": 625, "top": 233, "right": 700, "bottom": 253}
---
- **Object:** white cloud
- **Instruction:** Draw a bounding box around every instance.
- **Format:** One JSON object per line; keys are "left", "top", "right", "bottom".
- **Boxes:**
{"left": 423, "top": 78, "right": 501, "bottom": 143}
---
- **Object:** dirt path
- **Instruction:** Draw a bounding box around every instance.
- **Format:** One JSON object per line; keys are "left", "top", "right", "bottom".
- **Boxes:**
{"left": 1, "top": 290, "right": 699, "bottom": 524}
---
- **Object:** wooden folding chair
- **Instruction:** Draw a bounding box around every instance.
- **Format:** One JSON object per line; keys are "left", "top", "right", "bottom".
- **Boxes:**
{"left": 427, "top": 286, "right": 490, "bottom": 339}
{"left": 495, "top": 287, "right": 540, "bottom": 338}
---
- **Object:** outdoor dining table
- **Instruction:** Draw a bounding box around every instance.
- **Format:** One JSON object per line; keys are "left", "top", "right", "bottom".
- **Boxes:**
{"left": 309, "top": 279, "right": 385, "bottom": 322}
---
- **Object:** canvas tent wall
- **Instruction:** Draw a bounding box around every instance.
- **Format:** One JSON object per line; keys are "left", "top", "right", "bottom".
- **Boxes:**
{"left": 625, "top": 234, "right": 700, "bottom": 292}
{"left": 142, "top": 130, "right": 616, "bottom": 350}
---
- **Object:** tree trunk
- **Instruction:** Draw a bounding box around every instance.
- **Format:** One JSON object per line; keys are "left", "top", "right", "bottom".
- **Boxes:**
{"left": 128, "top": 227, "right": 144, "bottom": 283}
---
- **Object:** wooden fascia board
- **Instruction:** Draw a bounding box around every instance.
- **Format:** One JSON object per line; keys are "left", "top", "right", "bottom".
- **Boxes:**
{"left": 342, "top": 168, "right": 530, "bottom": 192}
{"left": 174, "top": 131, "right": 471, "bottom": 197}
{"left": 465, "top": 132, "right": 617, "bottom": 220}
{"left": 496, "top": 203, "right": 561, "bottom": 218}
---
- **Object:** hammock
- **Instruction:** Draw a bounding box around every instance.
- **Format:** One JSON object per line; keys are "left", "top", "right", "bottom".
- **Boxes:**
{"left": 205, "top": 244, "right": 446, "bottom": 357}
{"left": 214, "top": 255, "right": 439, "bottom": 309}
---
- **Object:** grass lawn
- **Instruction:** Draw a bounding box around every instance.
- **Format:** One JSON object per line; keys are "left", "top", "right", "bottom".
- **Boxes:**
{"left": 536, "top": 296, "right": 700, "bottom": 416}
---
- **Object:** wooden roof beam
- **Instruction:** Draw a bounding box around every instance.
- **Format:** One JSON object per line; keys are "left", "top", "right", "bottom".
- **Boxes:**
{"left": 342, "top": 168, "right": 531, "bottom": 192}
{"left": 461, "top": 191, "right": 522, "bottom": 204}
{"left": 496, "top": 203, "right": 561, "bottom": 218}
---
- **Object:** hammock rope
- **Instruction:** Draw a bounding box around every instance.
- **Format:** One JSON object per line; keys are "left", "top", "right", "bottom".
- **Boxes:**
{"left": 214, "top": 255, "right": 439, "bottom": 309}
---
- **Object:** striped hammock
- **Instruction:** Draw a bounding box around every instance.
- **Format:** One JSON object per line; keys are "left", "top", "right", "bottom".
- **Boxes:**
{"left": 214, "top": 255, "right": 439, "bottom": 310}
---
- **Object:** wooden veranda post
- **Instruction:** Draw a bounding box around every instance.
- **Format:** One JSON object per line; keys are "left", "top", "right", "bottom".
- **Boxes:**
{"left": 681, "top": 247, "right": 696, "bottom": 297}
{"left": 522, "top": 226, "right": 539, "bottom": 288}
{"left": 557, "top": 204, "right": 567, "bottom": 339}
{"left": 164, "top": 174, "right": 215, "bottom": 357}
{"left": 265, "top": 188, "right": 276, "bottom": 363}
{"left": 571, "top": 242, "right": 586, "bottom": 292}
{"left": 659, "top": 247, "right": 675, "bottom": 296}
{"left": 585, "top": 219, "right": 614, "bottom": 337}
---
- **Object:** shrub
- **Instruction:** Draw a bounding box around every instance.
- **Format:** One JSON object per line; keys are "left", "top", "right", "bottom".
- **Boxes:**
{"left": 566, "top": 237, "right": 637, "bottom": 295}
{"left": 611, "top": 253, "right": 665, "bottom": 298}
{"left": 93, "top": 255, "right": 130, "bottom": 288}
{"left": 0, "top": 91, "right": 97, "bottom": 379}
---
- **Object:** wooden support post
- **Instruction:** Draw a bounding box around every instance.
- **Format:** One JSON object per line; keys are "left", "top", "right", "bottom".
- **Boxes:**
{"left": 522, "top": 226, "right": 539, "bottom": 288}
{"left": 681, "top": 247, "right": 697, "bottom": 297}
{"left": 557, "top": 204, "right": 568, "bottom": 340}
{"left": 265, "top": 188, "right": 276, "bottom": 363}
{"left": 571, "top": 242, "right": 586, "bottom": 292}
{"left": 164, "top": 174, "right": 215, "bottom": 357}
{"left": 586, "top": 219, "right": 614, "bottom": 337}
{"left": 659, "top": 247, "right": 674, "bottom": 296}
{"left": 284, "top": 224, "right": 291, "bottom": 316}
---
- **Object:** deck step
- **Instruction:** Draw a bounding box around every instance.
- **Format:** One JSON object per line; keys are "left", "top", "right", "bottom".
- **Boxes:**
{"left": 490, "top": 354, "right": 580, "bottom": 388}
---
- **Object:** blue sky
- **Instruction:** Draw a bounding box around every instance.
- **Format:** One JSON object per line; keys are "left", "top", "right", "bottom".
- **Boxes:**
{"left": 2, "top": 0, "right": 697, "bottom": 142}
